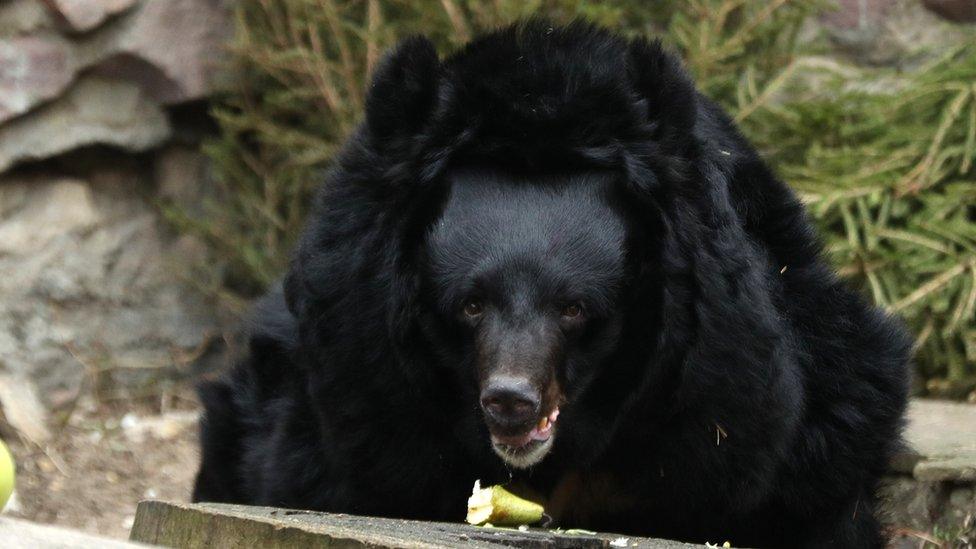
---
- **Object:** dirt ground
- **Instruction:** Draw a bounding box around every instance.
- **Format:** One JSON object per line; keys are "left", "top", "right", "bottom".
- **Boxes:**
{"left": 3, "top": 388, "right": 201, "bottom": 540}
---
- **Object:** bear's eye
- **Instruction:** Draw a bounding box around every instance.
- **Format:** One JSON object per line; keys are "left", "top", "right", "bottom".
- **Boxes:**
{"left": 561, "top": 303, "right": 583, "bottom": 319}
{"left": 463, "top": 299, "right": 484, "bottom": 317}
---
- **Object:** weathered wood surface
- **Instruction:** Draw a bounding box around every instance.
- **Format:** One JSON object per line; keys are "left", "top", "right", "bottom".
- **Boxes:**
{"left": 129, "top": 501, "right": 703, "bottom": 549}
{"left": 0, "top": 516, "right": 153, "bottom": 548}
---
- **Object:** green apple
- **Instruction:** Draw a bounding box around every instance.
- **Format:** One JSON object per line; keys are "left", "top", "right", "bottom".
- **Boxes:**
{"left": 466, "top": 480, "right": 544, "bottom": 526}
{"left": 0, "top": 439, "right": 14, "bottom": 511}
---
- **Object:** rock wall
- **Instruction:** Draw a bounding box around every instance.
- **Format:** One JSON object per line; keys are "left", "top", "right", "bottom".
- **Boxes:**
{"left": 0, "top": 0, "right": 233, "bottom": 441}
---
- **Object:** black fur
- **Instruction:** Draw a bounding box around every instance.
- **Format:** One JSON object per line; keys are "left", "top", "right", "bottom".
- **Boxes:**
{"left": 193, "top": 20, "right": 911, "bottom": 548}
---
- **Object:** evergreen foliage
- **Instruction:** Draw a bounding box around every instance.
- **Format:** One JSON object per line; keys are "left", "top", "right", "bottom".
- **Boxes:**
{"left": 166, "top": 0, "right": 976, "bottom": 396}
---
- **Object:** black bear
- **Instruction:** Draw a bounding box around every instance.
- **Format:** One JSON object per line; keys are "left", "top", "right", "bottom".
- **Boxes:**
{"left": 193, "top": 20, "right": 911, "bottom": 548}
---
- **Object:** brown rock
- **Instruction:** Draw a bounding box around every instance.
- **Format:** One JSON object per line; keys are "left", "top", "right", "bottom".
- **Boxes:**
{"left": 0, "top": 178, "right": 99, "bottom": 255}
{"left": 0, "top": 0, "right": 56, "bottom": 35}
{"left": 155, "top": 145, "right": 212, "bottom": 213}
{"left": 0, "top": 168, "right": 218, "bottom": 406}
{"left": 0, "top": 34, "right": 79, "bottom": 123}
{"left": 880, "top": 477, "right": 946, "bottom": 532}
{"left": 820, "top": 0, "right": 896, "bottom": 63}
{"left": 820, "top": 0, "right": 972, "bottom": 66}
{"left": 0, "top": 76, "right": 171, "bottom": 173}
{"left": 821, "top": 0, "right": 895, "bottom": 30}
{"left": 42, "top": 0, "right": 138, "bottom": 33}
{"left": 84, "top": 0, "right": 233, "bottom": 104}
{"left": 0, "top": 0, "right": 232, "bottom": 136}
{"left": 922, "top": 0, "right": 976, "bottom": 22}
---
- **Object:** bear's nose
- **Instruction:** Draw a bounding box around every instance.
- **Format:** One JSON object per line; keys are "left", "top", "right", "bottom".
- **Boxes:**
{"left": 480, "top": 378, "right": 540, "bottom": 427}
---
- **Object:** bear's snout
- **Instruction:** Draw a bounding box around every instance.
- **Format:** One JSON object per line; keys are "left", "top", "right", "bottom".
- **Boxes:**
{"left": 480, "top": 376, "right": 541, "bottom": 430}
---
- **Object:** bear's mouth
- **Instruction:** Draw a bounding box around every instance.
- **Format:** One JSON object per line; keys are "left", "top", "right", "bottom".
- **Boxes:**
{"left": 489, "top": 408, "right": 559, "bottom": 468}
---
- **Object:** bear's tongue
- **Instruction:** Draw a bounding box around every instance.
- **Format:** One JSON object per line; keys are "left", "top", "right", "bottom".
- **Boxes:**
{"left": 492, "top": 409, "right": 560, "bottom": 448}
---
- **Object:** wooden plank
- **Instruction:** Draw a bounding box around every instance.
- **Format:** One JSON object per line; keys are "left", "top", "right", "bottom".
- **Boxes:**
{"left": 130, "top": 501, "right": 701, "bottom": 549}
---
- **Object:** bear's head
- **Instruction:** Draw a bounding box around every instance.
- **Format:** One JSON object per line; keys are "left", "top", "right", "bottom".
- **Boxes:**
{"left": 285, "top": 19, "right": 704, "bottom": 470}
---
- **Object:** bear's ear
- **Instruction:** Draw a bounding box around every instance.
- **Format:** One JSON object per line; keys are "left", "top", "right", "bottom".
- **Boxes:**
{"left": 365, "top": 36, "right": 441, "bottom": 145}
{"left": 626, "top": 38, "right": 697, "bottom": 145}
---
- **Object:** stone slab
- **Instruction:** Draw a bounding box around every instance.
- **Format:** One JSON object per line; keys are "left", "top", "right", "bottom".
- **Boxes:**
{"left": 130, "top": 501, "right": 702, "bottom": 549}
{"left": 893, "top": 399, "right": 976, "bottom": 482}
{"left": 0, "top": 516, "right": 153, "bottom": 548}
{"left": 0, "top": 76, "right": 170, "bottom": 172}
{"left": 43, "top": 0, "right": 137, "bottom": 33}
